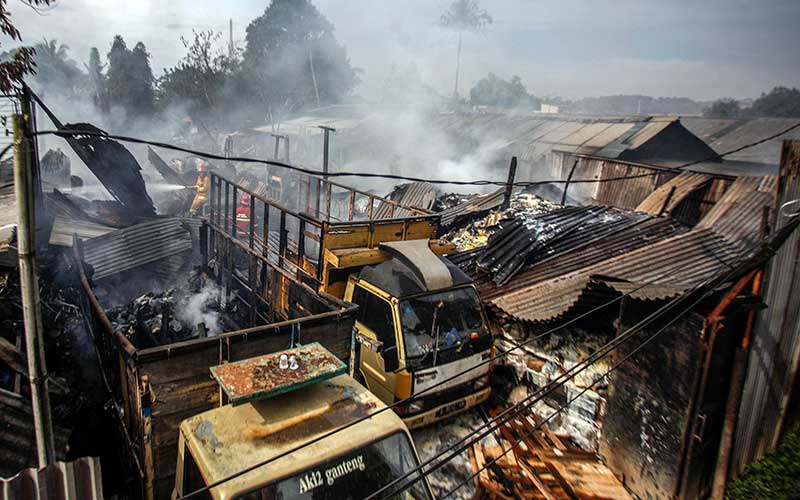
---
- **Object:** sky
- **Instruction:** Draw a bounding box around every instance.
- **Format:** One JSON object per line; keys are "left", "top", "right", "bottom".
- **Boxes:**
{"left": 8, "top": 0, "right": 800, "bottom": 101}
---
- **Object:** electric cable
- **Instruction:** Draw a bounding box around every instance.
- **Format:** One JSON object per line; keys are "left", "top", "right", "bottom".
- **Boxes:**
{"left": 437, "top": 270, "right": 741, "bottom": 500}
{"left": 35, "top": 120, "right": 800, "bottom": 188}
{"left": 366, "top": 260, "right": 718, "bottom": 500}
{"left": 175, "top": 263, "right": 686, "bottom": 499}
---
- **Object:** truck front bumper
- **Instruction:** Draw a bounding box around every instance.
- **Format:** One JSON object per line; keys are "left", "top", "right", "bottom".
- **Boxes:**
{"left": 402, "top": 387, "right": 491, "bottom": 429}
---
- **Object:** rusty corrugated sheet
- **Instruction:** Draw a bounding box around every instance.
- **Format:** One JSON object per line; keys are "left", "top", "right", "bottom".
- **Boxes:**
{"left": 476, "top": 213, "right": 686, "bottom": 300}
{"left": 0, "top": 457, "right": 103, "bottom": 500}
{"left": 0, "top": 389, "right": 70, "bottom": 478}
{"left": 374, "top": 182, "right": 436, "bottom": 218}
{"left": 438, "top": 188, "right": 509, "bottom": 228}
{"left": 636, "top": 172, "right": 713, "bottom": 215}
{"left": 484, "top": 174, "right": 773, "bottom": 323}
{"left": 80, "top": 217, "right": 192, "bottom": 279}
{"left": 732, "top": 141, "right": 800, "bottom": 476}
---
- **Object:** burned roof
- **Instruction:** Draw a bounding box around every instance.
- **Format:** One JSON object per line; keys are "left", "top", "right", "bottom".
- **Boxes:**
{"left": 479, "top": 175, "right": 775, "bottom": 323}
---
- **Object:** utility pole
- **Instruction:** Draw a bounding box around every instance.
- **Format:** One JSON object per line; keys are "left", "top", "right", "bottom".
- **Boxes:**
{"left": 319, "top": 126, "right": 335, "bottom": 179}
{"left": 228, "top": 19, "right": 234, "bottom": 59}
{"left": 13, "top": 105, "right": 55, "bottom": 468}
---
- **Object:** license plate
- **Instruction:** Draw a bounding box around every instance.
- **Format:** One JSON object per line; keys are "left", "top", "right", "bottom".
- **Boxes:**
{"left": 435, "top": 399, "right": 467, "bottom": 418}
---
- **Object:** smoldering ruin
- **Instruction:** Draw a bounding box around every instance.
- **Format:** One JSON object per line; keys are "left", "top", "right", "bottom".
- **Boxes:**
{"left": 2, "top": 1, "right": 800, "bottom": 500}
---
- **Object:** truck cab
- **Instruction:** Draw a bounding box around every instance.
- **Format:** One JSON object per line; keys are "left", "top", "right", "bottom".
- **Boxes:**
{"left": 172, "top": 361, "right": 432, "bottom": 500}
{"left": 344, "top": 240, "right": 493, "bottom": 429}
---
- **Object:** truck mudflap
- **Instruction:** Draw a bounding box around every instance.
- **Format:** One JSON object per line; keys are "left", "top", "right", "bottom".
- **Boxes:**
{"left": 403, "top": 386, "right": 491, "bottom": 429}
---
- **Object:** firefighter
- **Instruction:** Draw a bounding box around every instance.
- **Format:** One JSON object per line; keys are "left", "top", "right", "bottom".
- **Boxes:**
{"left": 236, "top": 193, "right": 252, "bottom": 234}
{"left": 190, "top": 162, "right": 210, "bottom": 216}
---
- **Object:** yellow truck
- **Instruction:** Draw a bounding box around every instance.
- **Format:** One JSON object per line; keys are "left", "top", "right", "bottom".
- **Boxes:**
{"left": 205, "top": 172, "right": 494, "bottom": 430}
{"left": 340, "top": 240, "right": 493, "bottom": 429}
{"left": 171, "top": 345, "right": 433, "bottom": 500}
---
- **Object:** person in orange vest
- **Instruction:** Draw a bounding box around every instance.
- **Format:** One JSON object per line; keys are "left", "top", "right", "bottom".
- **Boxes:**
{"left": 190, "top": 162, "right": 210, "bottom": 216}
{"left": 236, "top": 193, "right": 252, "bottom": 234}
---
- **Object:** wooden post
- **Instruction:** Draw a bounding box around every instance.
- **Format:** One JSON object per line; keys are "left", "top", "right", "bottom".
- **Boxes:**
{"left": 501, "top": 157, "right": 517, "bottom": 211}
{"left": 561, "top": 159, "right": 578, "bottom": 206}
{"left": 13, "top": 111, "right": 56, "bottom": 467}
{"left": 319, "top": 126, "right": 336, "bottom": 179}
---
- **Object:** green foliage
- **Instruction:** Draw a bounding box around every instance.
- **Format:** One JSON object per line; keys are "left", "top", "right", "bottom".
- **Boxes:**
{"left": 750, "top": 87, "right": 800, "bottom": 118}
{"left": 704, "top": 98, "right": 742, "bottom": 118}
{"left": 0, "top": 0, "right": 52, "bottom": 92}
{"left": 241, "top": 0, "right": 358, "bottom": 115}
{"left": 30, "top": 38, "right": 84, "bottom": 95}
{"left": 469, "top": 73, "right": 538, "bottom": 108}
{"left": 158, "top": 30, "right": 242, "bottom": 120}
{"left": 86, "top": 47, "right": 108, "bottom": 112}
{"left": 106, "top": 35, "right": 156, "bottom": 117}
{"left": 726, "top": 427, "right": 800, "bottom": 500}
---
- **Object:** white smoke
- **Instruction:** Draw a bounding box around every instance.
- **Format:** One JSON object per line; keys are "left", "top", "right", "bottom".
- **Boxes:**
{"left": 176, "top": 282, "right": 222, "bottom": 335}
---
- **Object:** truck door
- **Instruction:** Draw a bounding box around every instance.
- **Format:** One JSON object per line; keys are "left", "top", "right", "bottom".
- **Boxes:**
{"left": 350, "top": 283, "right": 399, "bottom": 403}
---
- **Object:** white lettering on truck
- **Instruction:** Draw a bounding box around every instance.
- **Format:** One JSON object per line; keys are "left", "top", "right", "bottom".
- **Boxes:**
{"left": 298, "top": 455, "right": 366, "bottom": 494}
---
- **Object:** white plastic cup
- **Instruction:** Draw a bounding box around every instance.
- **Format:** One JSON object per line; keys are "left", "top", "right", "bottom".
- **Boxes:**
{"left": 289, "top": 355, "right": 299, "bottom": 370}
{"left": 279, "top": 354, "right": 289, "bottom": 370}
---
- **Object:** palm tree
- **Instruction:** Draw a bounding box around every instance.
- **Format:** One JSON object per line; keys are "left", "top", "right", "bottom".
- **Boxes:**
{"left": 440, "top": 0, "right": 492, "bottom": 100}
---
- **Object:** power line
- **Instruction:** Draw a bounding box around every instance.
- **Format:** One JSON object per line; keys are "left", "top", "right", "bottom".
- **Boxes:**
{"left": 35, "top": 120, "right": 800, "bottom": 188}
{"left": 367, "top": 261, "right": 716, "bottom": 500}
{"left": 381, "top": 222, "right": 800, "bottom": 500}
{"left": 436, "top": 269, "right": 740, "bottom": 500}
{"left": 175, "top": 264, "right": 686, "bottom": 499}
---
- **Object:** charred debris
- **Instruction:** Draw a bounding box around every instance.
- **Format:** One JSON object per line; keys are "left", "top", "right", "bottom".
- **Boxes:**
{"left": 1, "top": 89, "right": 800, "bottom": 500}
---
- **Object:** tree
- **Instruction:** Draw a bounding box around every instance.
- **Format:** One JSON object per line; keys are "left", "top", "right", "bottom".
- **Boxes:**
{"left": 440, "top": 0, "right": 492, "bottom": 100}
{"left": 158, "top": 30, "right": 241, "bottom": 120}
{"left": 106, "top": 35, "right": 155, "bottom": 117}
{"left": 242, "top": 0, "right": 357, "bottom": 115}
{"left": 703, "top": 98, "right": 741, "bottom": 118}
{"left": 469, "top": 73, "right": 537, "bottom": 107}
{"left": 30, "top": 38, "right": 83, "bottom": 95}
{"left": 749, "top": 87, "right": 800, "bottom": 118}
{"left": 0, "top": 0, "right": 52, "bottom": 92}
{"left": 85, "top": 47, "right": 109, "bottom": 112}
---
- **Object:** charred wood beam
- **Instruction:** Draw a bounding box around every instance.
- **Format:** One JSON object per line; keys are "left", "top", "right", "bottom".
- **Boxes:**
{"left": 0, "top": 335, "right": 27, "bottom": 375}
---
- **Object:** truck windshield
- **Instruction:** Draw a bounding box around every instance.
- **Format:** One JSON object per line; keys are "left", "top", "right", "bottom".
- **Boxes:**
{"left": 399, "top": 287, "right": 490, "bottom": 367}
{"left": 237, "top": 432, "right": 431, "bottom": 500}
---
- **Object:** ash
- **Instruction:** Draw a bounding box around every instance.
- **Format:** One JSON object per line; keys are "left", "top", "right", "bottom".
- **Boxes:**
{"left": 443, "top": 191, "right": 557, "bottom": 251}
{"left": 412, "top": 409, "right": 496, "bottom": 499}
{"left": 106, "top": 271, "right": 222, "bottom": 348}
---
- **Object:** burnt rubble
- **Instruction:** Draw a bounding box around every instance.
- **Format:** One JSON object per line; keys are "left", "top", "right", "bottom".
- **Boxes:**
{"left": 105, "top": 272, "right": 222, "bottom": 349}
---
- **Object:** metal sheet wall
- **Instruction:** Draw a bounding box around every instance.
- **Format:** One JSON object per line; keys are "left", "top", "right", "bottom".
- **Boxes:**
{"left": 732, "top": 140, "right": 800, "bottom": 474}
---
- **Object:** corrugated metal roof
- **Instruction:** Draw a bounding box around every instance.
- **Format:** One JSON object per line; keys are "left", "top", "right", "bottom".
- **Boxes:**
{"left": 476, "top": 212, "right": 686, "bottom": 300}
{"left": 0, "top": 388, "right": 69, "bottom": 478}
{"left": 80, "top": 217, "right": 192, "bottom": 280}
{"left": 732, "top": 141, "right": 800, "bottom": 475}
{"left": 682, "top": 117, "right": 800, "bottom": 165}
{"left": 375, "top": 182, "right": 437, "bottom": 218}
{"left": 438, "top": 188, "right": 509, "bottom": 228}
{"left": 481, "top": 175, "right": 775, "bottom": 322}
{"left": 49, "top": 215, "right": 114, "bottom": 247}
{"left": 0, "top": 183, "right": 15, "bottom": 246}
{"left": 0, "top": 456, "right": 103, "bottom": 500}
{"left": 635, "top": 172, "right": 713, "bottom": 215}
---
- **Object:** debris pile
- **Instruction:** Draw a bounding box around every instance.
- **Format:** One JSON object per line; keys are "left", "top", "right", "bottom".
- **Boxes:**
{"left": 106, "top": 278, "right": 222, "bottom": 348}
{"left": 469, "top": 405, "right": 632, "bottom": 500}
{"left": 412, "top": 409, "right": 487, "bottom": 499}
{"left": 499, "top": 332, "right": 610, "bottom": 450}
{"left": 433, "top": 192, "right": 473, "bottom": 212}
{"left": 443, "top": 191, "right": 557, "bottom": 251}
